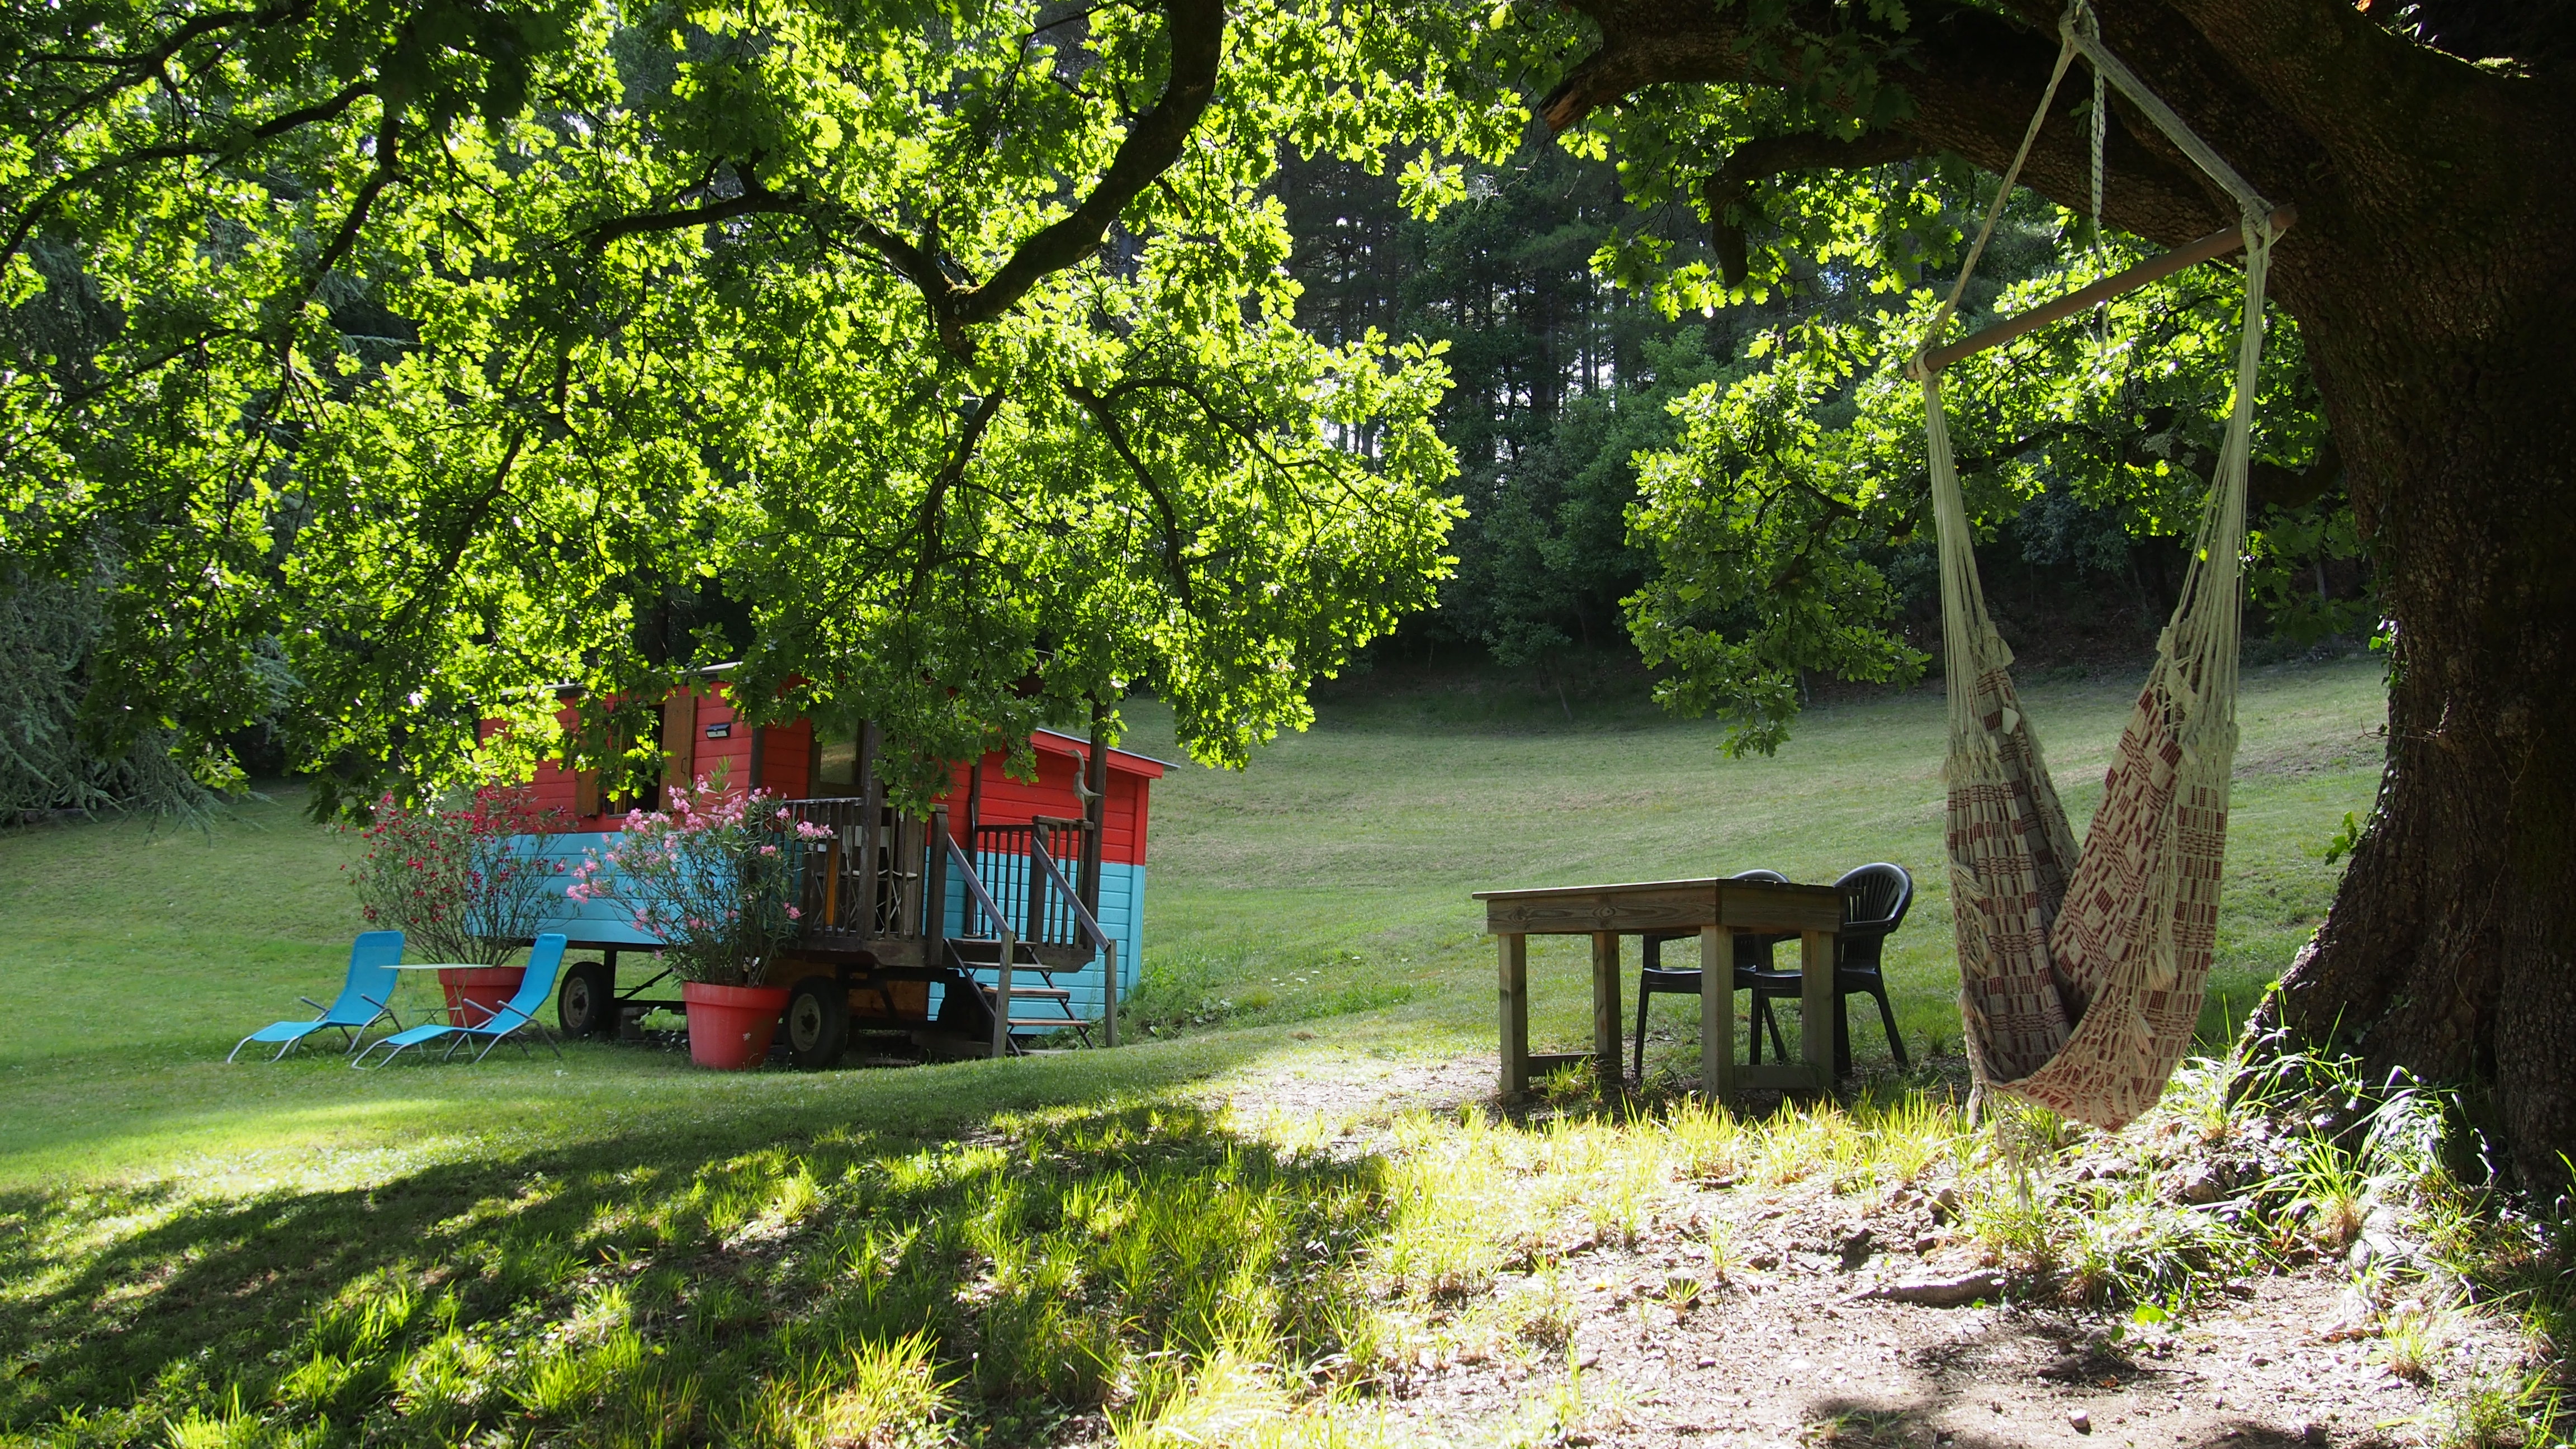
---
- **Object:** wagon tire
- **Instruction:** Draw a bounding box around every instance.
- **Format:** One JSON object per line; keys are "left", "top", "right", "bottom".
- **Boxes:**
{"left": 785, "top": 976, "right": 850, "bottom": 1071}
{"left": 557, "top": 959, "right": 616, "bottom": 1039}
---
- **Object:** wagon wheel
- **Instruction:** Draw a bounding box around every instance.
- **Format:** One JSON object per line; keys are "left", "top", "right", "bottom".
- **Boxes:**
{"left": 785, "top": 976, "right": 850, "bottom": 1071}
{"left": 557, "top": 959, "right": 616, "bottom": 1039}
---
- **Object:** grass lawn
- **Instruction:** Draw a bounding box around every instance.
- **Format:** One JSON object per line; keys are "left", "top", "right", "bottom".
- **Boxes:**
{"left": 0, "top": 656, "right": 2390, "bottom": 1447}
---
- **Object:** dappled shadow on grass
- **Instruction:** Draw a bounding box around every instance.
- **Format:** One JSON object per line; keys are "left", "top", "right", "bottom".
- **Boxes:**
{"left": 0, "top": 1057, "right": 1393, "bottom": 1447}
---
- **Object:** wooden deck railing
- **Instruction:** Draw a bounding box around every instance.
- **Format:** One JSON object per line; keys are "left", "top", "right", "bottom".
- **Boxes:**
{"left": 776, "top": 798, "right": 1106, "bottom": 958}
{"left": 783, "top": 797, "right": 931, "bottom": 939}
{"left": 968, "top": 818, "right": 1094, "bottom": 951}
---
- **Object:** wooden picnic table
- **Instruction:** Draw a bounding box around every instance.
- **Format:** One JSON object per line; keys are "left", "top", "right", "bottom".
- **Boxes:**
{"left": 1472, "top": 877, "right": 1844, "bottom": 1102}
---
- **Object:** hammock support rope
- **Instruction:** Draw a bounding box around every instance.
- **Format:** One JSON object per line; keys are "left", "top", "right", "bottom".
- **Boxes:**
{"left": 1914, "top": 5, "right": 2282, "bottom": 1129}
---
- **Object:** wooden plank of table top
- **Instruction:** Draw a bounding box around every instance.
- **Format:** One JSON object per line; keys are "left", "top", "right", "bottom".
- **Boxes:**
{"left": 1473, "top": 877, "right": 1725, "bottom": 901}
{"left": 1722, "top": 881, "right": 1845, "bottom": 933}
{"left": 1481, "top": 881, "right": 1715, "bottom": 935}
{"left": 1478, "top": 877, "right": 1841, "bottom": 936}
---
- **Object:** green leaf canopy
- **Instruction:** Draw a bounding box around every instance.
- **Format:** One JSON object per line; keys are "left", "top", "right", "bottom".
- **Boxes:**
{"left": 0, "top": 0, "right": 1525, "bottom": 807}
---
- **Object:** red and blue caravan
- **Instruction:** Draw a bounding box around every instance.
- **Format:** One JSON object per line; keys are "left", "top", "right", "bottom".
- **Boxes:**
{"left": 496, "top": 677, "right": 1163, "bottom": 1067}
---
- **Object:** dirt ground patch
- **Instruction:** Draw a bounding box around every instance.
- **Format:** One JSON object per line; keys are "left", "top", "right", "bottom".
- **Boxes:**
{"left": 1205, "top": 1050, "right": 2509, "bottom": 1449}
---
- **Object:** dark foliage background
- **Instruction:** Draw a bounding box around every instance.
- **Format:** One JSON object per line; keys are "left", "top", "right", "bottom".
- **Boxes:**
{"left": 1272, "top": 137, "right": 2374, "bottom": 704}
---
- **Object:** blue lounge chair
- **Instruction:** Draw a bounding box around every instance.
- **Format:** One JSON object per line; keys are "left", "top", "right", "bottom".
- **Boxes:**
{"left": 229, "top": 931, "right": 407, "bottom": 1062}
{"left": 353, "top": 935, "right": 568, "bottom": 1068}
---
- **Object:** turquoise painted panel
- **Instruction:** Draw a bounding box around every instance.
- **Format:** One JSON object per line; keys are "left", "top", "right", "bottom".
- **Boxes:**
{"left": 511, "top": 832, "right": 667, "bottom": 946}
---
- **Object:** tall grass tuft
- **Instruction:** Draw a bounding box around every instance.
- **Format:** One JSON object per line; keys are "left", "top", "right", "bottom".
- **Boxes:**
{"left": 794, "top": 1331, "right": 954, "bottom": 1449}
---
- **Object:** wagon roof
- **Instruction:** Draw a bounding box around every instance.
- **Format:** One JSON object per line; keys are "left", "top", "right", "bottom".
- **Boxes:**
{"left": 1033, "top": 728, "right": 1171, "bottom": 777}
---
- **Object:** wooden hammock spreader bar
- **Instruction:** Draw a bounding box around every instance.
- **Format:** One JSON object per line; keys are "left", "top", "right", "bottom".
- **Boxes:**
{"left": 1922, "top": 205, "right": 2296, "bottom": 373}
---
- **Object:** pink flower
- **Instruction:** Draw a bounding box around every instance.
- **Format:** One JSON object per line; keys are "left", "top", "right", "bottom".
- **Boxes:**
{"left": 759, "top": 844, "right": 778, "bottom": 857}
{"left": 786, "top": 906, "right": 801, "bottom": 920}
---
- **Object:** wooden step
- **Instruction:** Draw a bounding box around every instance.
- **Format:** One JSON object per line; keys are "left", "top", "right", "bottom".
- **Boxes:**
{"left": 979, "top": 984, "right": 1071, "bottom": 1001}
{"left": 945, "top": 938, "right": 1095, "bottom": 969}
{"left": 1006, "top": 1017, "right": 1089, "bottom": 1029}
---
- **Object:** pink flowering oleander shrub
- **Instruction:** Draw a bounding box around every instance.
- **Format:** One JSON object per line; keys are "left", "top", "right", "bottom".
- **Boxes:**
{"left": 342, "top": 784, "right": 570, "bottom": 965}
{"left": 567, "top": 779, "right": 832, "bottom": 986}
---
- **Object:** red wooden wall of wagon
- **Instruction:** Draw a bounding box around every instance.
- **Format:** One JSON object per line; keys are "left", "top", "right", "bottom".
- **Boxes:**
{"left": 943, "top": 732, "right": 1158, "bottom": 867}
{"left": 495, "top": 686, "right": 818, "bottom": 832}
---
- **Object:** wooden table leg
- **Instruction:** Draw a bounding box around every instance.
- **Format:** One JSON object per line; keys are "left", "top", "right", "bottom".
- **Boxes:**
{"left": 1701, "top": 925, "right": 1732, "bottom": 1103}
{"left": 1499, "top": 933, "right": 1529, "bottom": 1102}
{"left": 1800, "top": 927, "right": 1834, "bottom": 1091}
{"left": 1592, "top": 931, "right": 1621, "bottom": 1085}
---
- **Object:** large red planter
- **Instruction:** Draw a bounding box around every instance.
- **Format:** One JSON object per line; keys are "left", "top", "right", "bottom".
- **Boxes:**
{"left": 683, "top": 982, "right": 789, "bottom": 1069}
{"left": 438, "top": 967, "right": 527, "bottom": 1028}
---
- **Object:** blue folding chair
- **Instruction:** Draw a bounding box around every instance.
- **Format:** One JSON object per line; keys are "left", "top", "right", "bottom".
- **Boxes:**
{"left": 230, "top": 931, "right": 407, "bottom": 1062}
{"left": 353, "top": 935, "right": 568, "bottom": 1068}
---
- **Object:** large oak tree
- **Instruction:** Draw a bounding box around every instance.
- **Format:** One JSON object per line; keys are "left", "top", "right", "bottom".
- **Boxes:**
{"left": 1516, "top": 0, "right": 2575, "bottom": 1180}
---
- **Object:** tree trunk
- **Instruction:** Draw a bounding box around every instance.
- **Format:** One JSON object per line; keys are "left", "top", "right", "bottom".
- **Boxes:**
{"left": 2263, "top": 221, "right": 2576, "bottom": 1187}
{"left": 1537, "top": 0, "right": 2576, "bottom": 1181}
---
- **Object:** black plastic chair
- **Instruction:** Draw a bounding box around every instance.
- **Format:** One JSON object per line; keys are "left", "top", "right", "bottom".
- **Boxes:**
{"left": 1828, "top": 862, "right": 1914, "bottom": 1072}
{"left": 1749, "top": 863, "right": 1917, "bottom": 1075}
{"left": 1632, "top": 869, "right": 1792, "bottom": 1083}
{"left": 1756, "top": 862, "right": 1916, "bottom": 1075}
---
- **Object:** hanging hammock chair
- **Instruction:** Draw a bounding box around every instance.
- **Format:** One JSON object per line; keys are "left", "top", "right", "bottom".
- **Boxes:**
{"left": 1914, "top": 6, "right": 2291, "bottom": 1130}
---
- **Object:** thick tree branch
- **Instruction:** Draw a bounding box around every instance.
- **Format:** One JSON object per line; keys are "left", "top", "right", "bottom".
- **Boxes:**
{"left": 1537, "top": 0, "right": 2284, "bottom": 249}
{"left": 1095, "top": 373, "right": 1329, "bottom": 477}
{"left": 944, "top": 0, "right": 1224, "bottom": 338}
{"left": 906, "top": 389, "right": 1007, "bottom": 608}
{"left": 579, "top": 183, "right": 800, "bottom": 251}
{"left": 2, "top": 78, "right": 374, "bottom": 266}
{"left": 1068, "top": 384, "right": 1197, "bottom": 608}
{"left": 307, "top": 109, "right": 403, "bottom": 286}
{"left": 2151, "top": 0, "right": 2526, "bottom": 197}
{"left": 46, "top": 0, "right": 314, "bottom": 124}
{"left": 559, "top": 0, "right": 1222, "bottom": 357}
{"left": 572, "top": 170, "right": 954, "bottom": 306}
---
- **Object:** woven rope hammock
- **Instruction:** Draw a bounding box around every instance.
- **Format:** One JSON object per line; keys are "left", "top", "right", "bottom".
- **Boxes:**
{"left": 1914, "top": 7, "right": 2288, "bottom": 1130}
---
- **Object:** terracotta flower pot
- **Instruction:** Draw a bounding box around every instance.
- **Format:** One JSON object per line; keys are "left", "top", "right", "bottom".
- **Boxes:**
{"left": 683, "top": 981, "right": 789, "bottom": 1069}
{"left": 437, "top": 966, "right": 527, "bottom": 1028}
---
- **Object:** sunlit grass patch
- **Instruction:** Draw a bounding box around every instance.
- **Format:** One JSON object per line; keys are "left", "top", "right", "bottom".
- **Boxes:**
{"left": 8, "top": 1036, "right": 2575, "bottom": 1446}
{"left": 0, "top": 1101, "right": 1401, "bottom": 1447}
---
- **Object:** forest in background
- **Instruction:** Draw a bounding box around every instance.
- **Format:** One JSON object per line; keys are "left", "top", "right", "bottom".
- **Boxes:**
{"left": 1276, "top": 135, "right": 2375, "bottom": 699}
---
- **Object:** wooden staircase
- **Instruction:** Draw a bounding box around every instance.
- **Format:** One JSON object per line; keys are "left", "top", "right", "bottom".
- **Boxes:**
{"left": 942, "top": 937, "right": 1093, "bottom": 1052}
{"left": 917, "top": 822, "right": 1119, "bottom": 1059}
